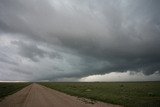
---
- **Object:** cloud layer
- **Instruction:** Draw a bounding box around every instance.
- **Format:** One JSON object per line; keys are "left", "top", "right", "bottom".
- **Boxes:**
{"left": 0, "top": 0, "right": 160, "bottom": 81}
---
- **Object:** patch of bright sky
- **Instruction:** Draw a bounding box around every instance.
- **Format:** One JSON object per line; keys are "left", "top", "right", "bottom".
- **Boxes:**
{"left": 80, "top": 71, "right": 160, "bottom": 82}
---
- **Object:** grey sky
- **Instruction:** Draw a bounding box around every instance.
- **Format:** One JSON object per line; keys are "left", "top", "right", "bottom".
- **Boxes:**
{"left": 0, "top": 0, "right": 160, "bottom": 81}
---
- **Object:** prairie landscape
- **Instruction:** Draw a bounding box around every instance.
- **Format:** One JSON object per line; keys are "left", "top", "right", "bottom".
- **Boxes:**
{"left": 0, "top": 83, "right": 30, "bottom": 101}
{"left": 0, "top": 83, "right": 121, "bottom": 107}
{"left": 41, "top": 82, "right": 160, "bottom": 107}
{"left": 0, "top": 82, "right": 160, "bottom": 107}
{"left": 0, "top": 0, "right": 160, "bottom": 107}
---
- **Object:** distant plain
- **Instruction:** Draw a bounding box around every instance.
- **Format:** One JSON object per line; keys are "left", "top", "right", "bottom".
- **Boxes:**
{"left": 0, "top": 82, "right": 160, "bottom": 107}
{"left": 41, "top": 82, "right": 160, "bottom": 107}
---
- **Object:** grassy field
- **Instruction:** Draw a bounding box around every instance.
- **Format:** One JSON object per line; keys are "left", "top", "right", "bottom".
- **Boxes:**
{"left": 40, "top": 82, "right": 160, "bottom": 107}
{"left": 0, "top": 82, "right": 30, "bottom": 101}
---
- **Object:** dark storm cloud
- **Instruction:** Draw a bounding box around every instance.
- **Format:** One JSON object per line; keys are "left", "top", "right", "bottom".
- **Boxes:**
{"left": 11, "top": 41, "right": 62, "bottom": 62}
{"left": 10, "top": 67, "right": 33, "bottom": 75}
{"left": 0, "top": 53, "right": 17, "bottom": 65}
{"left": 54, "top": 0, "right": 160, "bottom": 75}
{"left": 0, "top": 0, "right": 160, "bottom": 81}
{"left": 11, "top": 41, "right": 46, "bottom": 62}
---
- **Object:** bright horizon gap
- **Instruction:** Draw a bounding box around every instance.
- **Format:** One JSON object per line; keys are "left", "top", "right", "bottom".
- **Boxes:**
{"left": 80, "top": 71, "right": 160, "bottom": 82}
{"left": 1, "top": 71, "right": 159, "bottom": 82}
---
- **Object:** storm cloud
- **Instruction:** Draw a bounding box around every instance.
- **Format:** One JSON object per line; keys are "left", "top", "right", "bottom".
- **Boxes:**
{"left": 0, "top": 0, "right": 160, "bottom": 81}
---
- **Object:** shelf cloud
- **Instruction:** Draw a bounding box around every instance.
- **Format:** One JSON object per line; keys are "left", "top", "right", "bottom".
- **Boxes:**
{"left": 0, "top": 0, "right": 160, "bottom": 81}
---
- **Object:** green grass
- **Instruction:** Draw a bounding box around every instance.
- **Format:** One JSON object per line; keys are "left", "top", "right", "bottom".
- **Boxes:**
{"left": 40, "top": 82, "right": 160, "bottom": 107}
{"left": 0, "top": 82, "right": 30, "bottom": 101}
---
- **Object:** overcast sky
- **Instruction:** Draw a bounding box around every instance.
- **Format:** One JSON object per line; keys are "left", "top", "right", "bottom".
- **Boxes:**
{"left": 0, "top": 0, "right": 160, "bottom": 82}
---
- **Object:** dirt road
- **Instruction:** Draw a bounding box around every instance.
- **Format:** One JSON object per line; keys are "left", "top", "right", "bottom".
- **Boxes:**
{"left": 0, "top": 83, "right": 122, "bottom": 107}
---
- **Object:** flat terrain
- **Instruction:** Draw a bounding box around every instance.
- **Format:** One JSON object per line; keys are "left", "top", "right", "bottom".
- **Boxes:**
{"left": 0, "top": 83, "right": 121, "bottom": 107}
{"left": 41, "top": 82, "right": 160, "bottom": 107}
{"left": 0, "top": 83, "right": 30, "bottom": 101}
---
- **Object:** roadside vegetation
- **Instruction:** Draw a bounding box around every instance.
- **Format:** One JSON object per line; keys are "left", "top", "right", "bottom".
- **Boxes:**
{"left": 41, "top": 82, "right": 160, "bottom": 107}
{"left": 0, "top": 83, "right": 30, "bottom": 101}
